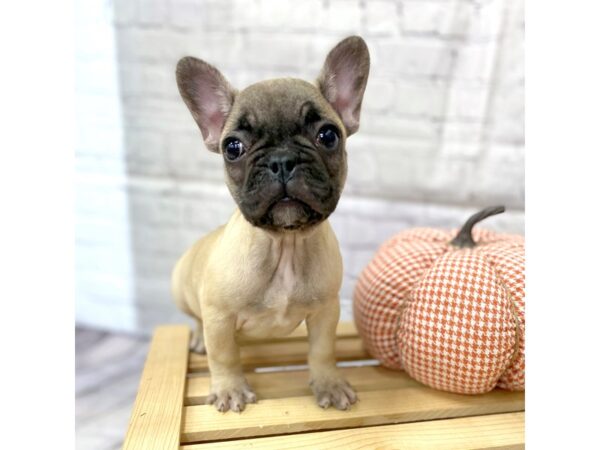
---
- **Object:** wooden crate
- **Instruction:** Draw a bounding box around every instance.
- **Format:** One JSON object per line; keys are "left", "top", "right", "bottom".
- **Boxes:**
{"left": 123, "top": 324, "right": 525, "bottom": 449}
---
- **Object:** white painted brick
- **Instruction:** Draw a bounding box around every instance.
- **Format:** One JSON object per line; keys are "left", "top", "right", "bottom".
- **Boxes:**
{"left": 241, "top": 35, "right": 312, "bottom": 71}
{"left": 324, "top": 0, "right": 362, "bottom": 34}
{"left": 113, "top": 0, "right": 138, "bottom": 26}
{"left": 139, "top": 0, "right": 168, "bottom": 25}
{"left": 168, "top": 0, "right": 203, "bottom": 28}
{"left": 439, "top": 141, "right": 481, "bottom": 159}
{"left": 489, "top": 82, "right": 524, "bottom": 144}
{"left": 285, "top": 0, "right": 323, "bottom": 31}
{"left": 130, "top": 223, "right": 184, "bottom": 256}
{"left": 441, "top": 121, "right": 484, "bottom": 143}
{"left": 344, "top": 141, "right": 379, "bottom": 186}
{"left": 364, "top": 0, "right": 400, "bottom": 35}
{"left": 485, "top": 143, "right": 523, "bottom": 164}
{"left": 134, "top": 276, "right": 173, "bottom": 305}
{"left": 452, "top": 42, "right": 498, "bottom": 81}
{"left": 169, "top": 0, "right": 231, "bottom": 29}
{"left": 358, "top": 134, "right": 437, "bottom": 159}
{"left": 178, "top": 31, "right": 236, "bottom": 66}
{"left": 129, "top": 191, "right": 185, "bottom": 226}
{"left": 247, "top": 0, "right": 321, "bottom": 32}
{"left": 445, "top": 83, "right": 489, "bottom": 120}
{"left": 359, "top": 115, "right": 441, "bottom": 141}
{"left": 181, "top": 188, "right": 237, "bottom": 227}
{"left": 231, "top": 0, "right": 260, "bottom": 28}
{"left": 496, "top": 36, "right": 523, "bottom": 86}
{"left": 469, "top": 0, "right": 506, "bottom": 40}
{"left": 116, "top": 29, "right": 184, "bottom": 64}
{"left": 402, "top": 0, "right": 504, "bottom": 40}
{"left": 392, "top": 80, "right": 448, "bottom": 118}
{"left": 135, "top": 253, "right": 179, "bottom": 278}
{"left": 472, "top": 159, "right": 524, "bottom": 208}
{"left": 122, "top": 98, "right": 190, "bottom": 132}
{"left": 125, "top": 130, "right": 169, "bottom": 176}
{"left": 166, "top": 132, "right": 227, "bottom": 181}
{"left": 375, "top": 39, "right": 454, "bottom": 78}
{"left": 401, "top": 1, "right": 448, "bottom": 35}
{"left": 361, "top": 78, "right": 396, "bottom": 113}
{"left": 334, "top": 195, "right": 524, "bottom": 234}
{"left": 119, "top": 63, "right": 174, "bottom": 98}
{"left": 375, "top": 155, "right": 480, "bottom": 204}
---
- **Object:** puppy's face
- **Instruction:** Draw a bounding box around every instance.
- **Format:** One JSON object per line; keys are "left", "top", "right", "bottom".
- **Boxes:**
{"left": 219, "top": 80, "right": 347, "bottom": 230}
{"left": 177, "top": 36, "right": 370, "bottom": 231}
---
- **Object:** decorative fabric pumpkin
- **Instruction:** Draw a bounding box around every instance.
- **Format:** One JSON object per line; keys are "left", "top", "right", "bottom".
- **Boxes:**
{"left": 353, "top": 206, "right": 524, "bottom": 394}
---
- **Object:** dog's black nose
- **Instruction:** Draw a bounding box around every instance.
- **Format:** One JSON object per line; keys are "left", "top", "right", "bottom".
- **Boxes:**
{"left": 268, "top": 153, "right": 298, "bottom": 183}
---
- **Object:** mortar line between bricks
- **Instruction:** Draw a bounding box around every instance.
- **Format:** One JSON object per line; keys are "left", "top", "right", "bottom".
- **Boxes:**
{"left": 478, "top": 0, "right": 512, "bottom": 160}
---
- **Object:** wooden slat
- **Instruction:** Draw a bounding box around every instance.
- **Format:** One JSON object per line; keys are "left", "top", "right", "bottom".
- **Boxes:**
{"left": 188, "top": 337, "right": 369, "bottom": 373}
{"left": 238, "top": 321, "right": 358, "bottom": 344}
{"left": 181, "top": 386, "right": 524, "bottom": 443}
{"left": 122, "top": 325, "right": 190, "bottom": 450}
{"left": 185, "top": 366, "right": 421, "bottom": 405}
{"left": 181, "top": 411, "right": 525, "bottom": 449}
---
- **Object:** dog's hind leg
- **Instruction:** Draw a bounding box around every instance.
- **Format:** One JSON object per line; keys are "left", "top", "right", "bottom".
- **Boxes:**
{"left": 190, "top": 318, "right": 206, "bottom": 354}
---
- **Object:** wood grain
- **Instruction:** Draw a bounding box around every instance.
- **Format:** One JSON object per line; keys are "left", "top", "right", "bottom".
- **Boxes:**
{"left": 188, "top": 337, "right": 369, "bottom": 373}
{"left": 180, "top": 412, "right": 525, "bottom": 449}
{"left": 181, "top": 386, "right": 524, "bottom": 443}
{"left": 185, "top": 366, "right": 421, "bottom": 405}
{"left": 122, "top": 325, "right": 190, "bottom": 450}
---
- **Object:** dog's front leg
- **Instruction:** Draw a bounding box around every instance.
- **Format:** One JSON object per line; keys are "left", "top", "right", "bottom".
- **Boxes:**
{"left": 307, "top": 300, "right": 358, "bottom": 410}
{"left": 204, "top": 310, "right": 256, "bottom": 412}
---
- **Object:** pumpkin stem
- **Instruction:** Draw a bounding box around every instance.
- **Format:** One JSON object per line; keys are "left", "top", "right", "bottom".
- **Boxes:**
{"left": 450, "top": 205, "right": 506, "bottom": 248}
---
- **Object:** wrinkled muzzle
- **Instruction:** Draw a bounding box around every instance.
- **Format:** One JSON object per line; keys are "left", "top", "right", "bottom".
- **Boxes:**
{"left": 237, "top": 149, "right": 339, "bottom": 230}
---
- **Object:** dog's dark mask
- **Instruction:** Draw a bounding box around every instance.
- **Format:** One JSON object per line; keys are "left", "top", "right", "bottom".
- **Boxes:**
{"left": 221, "top": 80, "right": 348, "bottom": 230}
{"left": 176, "top": 36, "right": 370, "bottom": 231}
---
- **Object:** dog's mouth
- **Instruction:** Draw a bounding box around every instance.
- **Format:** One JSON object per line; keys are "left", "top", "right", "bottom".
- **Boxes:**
{"left": 258, "top": 195, "right": 325, "bottom": 231}
{"left": 273, "top": 196, "right": 303, "bottom": 209}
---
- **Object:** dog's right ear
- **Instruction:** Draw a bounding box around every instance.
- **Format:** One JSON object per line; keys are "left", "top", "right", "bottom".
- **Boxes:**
{"left": 176, "top": 57, "right": 236, "bottom": 153}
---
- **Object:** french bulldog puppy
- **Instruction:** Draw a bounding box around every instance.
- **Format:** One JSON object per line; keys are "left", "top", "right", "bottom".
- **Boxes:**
{"left": 171, "top": 36, "right": 370, "bottom": 413}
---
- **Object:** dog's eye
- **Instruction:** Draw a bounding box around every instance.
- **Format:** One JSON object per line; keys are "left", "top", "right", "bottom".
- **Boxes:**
{"left": 316, "top": 126, "right": 339, "bottom": 150}
{"left": 223, "top": 139, "right": 245, "bottom": 161}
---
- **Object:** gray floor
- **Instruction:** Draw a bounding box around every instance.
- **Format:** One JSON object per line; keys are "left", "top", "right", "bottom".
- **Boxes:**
{"left": 76, "top": 327, "right": 150, "bottom": 450}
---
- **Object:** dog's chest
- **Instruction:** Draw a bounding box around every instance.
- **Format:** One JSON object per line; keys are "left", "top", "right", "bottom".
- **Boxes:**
{"left": 263, "top": 236, "right": 302, "bottom": 305}
{"left": 235, "top": 235, "right": 320, "bottom": 339}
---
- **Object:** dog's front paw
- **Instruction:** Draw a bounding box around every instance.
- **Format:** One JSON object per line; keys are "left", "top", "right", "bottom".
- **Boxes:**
{"left": 310, "top": 377, "right": 357, "bottom": 410}
{"left": 206, "top": 379, "right": 257, "bottom": 413}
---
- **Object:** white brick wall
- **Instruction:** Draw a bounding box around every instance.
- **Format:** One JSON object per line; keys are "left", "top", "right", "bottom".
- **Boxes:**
{"left": 76, "top": 0, "right": 524, "bottom": 335}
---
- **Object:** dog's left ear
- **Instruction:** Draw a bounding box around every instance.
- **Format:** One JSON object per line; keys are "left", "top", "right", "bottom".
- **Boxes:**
{"left": 317, "top": 36, "right": 370, "bottom": 136}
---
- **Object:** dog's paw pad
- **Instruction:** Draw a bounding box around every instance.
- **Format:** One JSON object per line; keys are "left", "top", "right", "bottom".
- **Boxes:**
{"left": 206, "top": 382, "right": 257, "bottom": 413}
{"left": 311, "top": 377, "right": 358, "bottom": 411}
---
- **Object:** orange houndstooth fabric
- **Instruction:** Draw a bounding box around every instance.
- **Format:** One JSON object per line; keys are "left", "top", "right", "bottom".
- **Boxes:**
{"left": 353, "top": 227, "right": 525, "bottom": 394}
